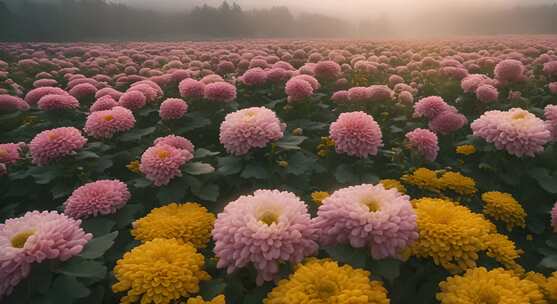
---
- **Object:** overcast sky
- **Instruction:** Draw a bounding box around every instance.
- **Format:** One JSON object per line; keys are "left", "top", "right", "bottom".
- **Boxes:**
{"left": 117, "top": 0, "right": 555, "bottom": 19}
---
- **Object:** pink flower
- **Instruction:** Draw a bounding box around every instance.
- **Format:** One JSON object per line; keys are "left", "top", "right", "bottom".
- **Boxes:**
{"left": 119, "top": 90, "right": 146, "bottom": 111}
{"left": 0, "top": 95, "right": 29, "bottom": 112}
{"left": 313, "top": 60, "right": 341, "bottom": 80}
{"left": 139, "top": 144, "right": 192, "bottom": 186}
{"left": 33, "top": 79, "right": 58, "bottom": 88}
{"left": 213, "top": 189, "right": 318, "bottom": 285}
{"left": 200, "top": 74, "right": 225, "bottom": 85}
{"left": 347, "top": 87, "right": 371, "bottom": 102}
{"left": 159, "top": 98, "right": 188, "bottom": 120}
{"left": 552, "top": 201, "right": 557, "bottom": 232}
{"left": 388, "top": 75, "right": 404, "bottom": 87}
{"left": 461, "top": 74, "right": 496, "bottom": 93}
{"left": 217, "top": 61, "right": 235, "bottom": 74}
{"left": 37, "top": 94, "right": 79, "bottom": 111}
{"left": 29, "top": 127, "right": 87, "bottom": 166}
{"left": 84, "top": 106, "right": 135, "bottom": 139}
{"left": 543, "top": 61, "right": 557, "bottom": 76}
{"left": 548, "top": 82, "right": 557, "bottom": 94}
{"left": 405, "top": 128, "right": 439, "bottom": 162}
{"left": 292, "top": 74, "right": 320, "bottom": 90}
{"left": 413, "top": 96, "right": 451, "bottom": 119}
{"left": 544, "top": 104, "right": 557, "bottom": 141}
{"left": 330, "top": 111, "right": 383, "bottom": 158}
{"left": 266, "top": 68, "right": 289, "bottom": 83}
{"left": 494, "top": 59, "right": 526, "bottom": 83}
{"left": 95, "top": 87, "right": 123, "bottom": 100}
{"left": 25, "top": 87, "right": 68, "bottom": 105}
{"left": 179, "top": 78, "right": 205, "bottom": 100}
{"left": 154, "top": 135, "right": 194, "bottom": 154}
{"left": 428, "top": 111, "right": 468, "bottom": 135}
{"left": 285, "top": 78, "right": 313, "bottom": 102}
{"left": 69, "top": 83, "right": 97, "bottom": 99}
{"left": 331, "top": 90, "right": 349, "bottom": 103}
{"left": 219, "top": 107, "right": 284, "bottom": 156}
{"left": 204, "top": 82, "right": 237, "bottom": 103}
{"left": 476, "top": 84, "right": 499, "bottom": 103}
{"left": 471, "top": 108, "right": 551, "bottom": 157}
{"left": 0, "top": 143, "right": 24, "bottom": 165}
{"left": 0, "top": 211, "right": 92, "bottom": 298}
{"left": 90, "top": 95, "right": 118, "bottom": 112}
{"left": 64, "top": 180, "right": 130, "bottom": 219}
{"left": 240, "top": 68, "right": 267, "bottom": 86}
{"left": 368, "top": 85, "right": 393, "bottom": 102}
{"left": 313, "top": 184, "right": 418, "bottom": 259}
{"left": 398, "top": 91, "right": 414, "bottom": 104}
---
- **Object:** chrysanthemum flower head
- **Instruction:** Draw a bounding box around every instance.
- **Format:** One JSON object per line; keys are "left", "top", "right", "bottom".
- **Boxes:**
{"left": 263, "top": 259, "right": 390, "bottom": 304}
{"left": 179, "top": 78, "right": 205, "bottom": 100}
{"left": 481, "top": 192, "right": 526, "bottom": 231}
{"left": 494, "top": 59, "right": 526, "bottom": 83}
{"left": 112, "top": 239, "right": 210, "bottom": 304}
{"left": 154, "top": 135, "right": 194, "bottom": 154}
{"left": 329, "top": 111, "right": 383, "bottom": 158}
{"left": 29, "top": 127, "right": 87, "bottom": 166}
{"left": 0, "top": 143, "right": 24, "bottom": 165}
{"left": 438, "top": 171, "right": 477, "bottom": 196}
{"left": 380, "top": 179, "right": 407, "bottom": 194}
{"left": 476, "top": 84, "right": 499, "bottom": 103}
{"left": 212, "top": 189, "right": 318, "bottom": 285}
{"left": 428, "top": 110, "right": 468, "bottom": 135}
{"left": 203, "top": 82, "right": 237, "bottom": 103}
{"left": 285, "top": 78, "right": 313, "bottom": 102}
{"left": 159, "top": 98, "right": 188, "bottom": 120}
{"left": 405, "top": 128, "right": 439, "bottom": 162}
{"left": 132, "top": 203, "right": 215, "bottom": 249}
{"left": 84, "top": 106, "right": 136, "bottom": 139}
{"left": 139, "top": 144, "right": 193, "bottom": 186}
{"left": 119, "top": 90, "right": 146, "bottom": 111}
{"left": 401, "top": 168, "right": 442, "bottom": 191}
{"left": 313, "top": 60, "right": 341, "bottom": 80}
{"left": 90, "top": 95, "right": 118, "bottom": 112}
{"left": 186, "top": 295, "right": 226, "bottom": 304}
{"left": 314, "top": 184, "right": 418, "bottom": 259}
{"left": 37, "top": 94, "right": 79, "bottom": 111}
{"left": 64, "top": 179, "right": 131, "bottom": 219}
{"left": 456, "top": 144, "right": 476, "bottom": 155}
{"left": 413, "top": 96, "right": 451, "bottom": 119}
{"left": 0, "top": 95, "right": 30, "bottom": 112}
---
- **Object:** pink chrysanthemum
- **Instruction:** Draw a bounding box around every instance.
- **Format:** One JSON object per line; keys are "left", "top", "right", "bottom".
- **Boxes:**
{"left": 139, "top": 144, "right": 192, "bottom": 186}
{"left": 90, "top": 96, "right": 118, "bottom": 112}
{"left": 241, "top": 68, "right": 267, "bottom": 86}
{"left": 154, "top": 135, "right": 194, "bottom": 154}
{"left": 292, "top": 74, "right": 320, "bottom": 90}
{"left": 159, "top": 98, "right": 188, "bottom": 120}
{"left": 213, "top": 189, "right": 318, "bottom": 285}
{"left": 69, "top": 83, "right": 97, "bottom": 99}
{"left": 200, "top": 74, "right": 225, "bottom": 85}
{"left": 552, "top": 201, "right": 557, "bottom": 232}
{"left": 64, "top": 180, "right": 130, "bottom": 219}
{"left": 266, "top": 68, "right": 289, "bottom": 83}
{"left": 405, "top": 128, "right": 439, "bottom": 162}
{"left": 0, "top": 143, "right": 24, "bottom": 165}
{"left": 313, "top": 184, "right": 418, "bottom": 259}
{"left": 331, "top": 90, "right": 349, "bottom": 103}
{"left": 285, "top": 78, "right": 313, "bottom": 102}
{"left": 544, "top": 104, "right": 557, "bottom": 141}
{"left": 84, "top": 106, "right": 135, "bottom": 139}
{"left": 313, "top": 60, "right": 341, "bottom": 80}
{"left": 0, "top": 163, "right": 6, "bottom": 176}
{"left": 203, "top": 82, "right": 237, "bottom": 103}
{"left": 119, "top": 91, "right": 146, "bottom": 111}
{"left": 413, "top": 96, "right": 451, "bottom": 119}
{"left": 471, "top": 108, "right": 551, "bottom": 157}
{"left": 543, "top": 61, "right": 557, "bottom": 76}
{"left": 476, "top": 84, "right": 499, "bottom": 103}
{"left": 29, "top": 127, "right": 87, "bottom": 166}
{"left": 0, "top": 95, "right": 29, "bottom": 112}
{"left": 428, "top": 110, "right": 468, "bottom": 135}
{"left": 37, "top": 94, "right": 79, "bottom": 111}
{"left": 549, "top": 82, "right": 557, "bottom": 95}
{"left": 95, "top": 87, "right": 123, "bottom": 100}
{"left": 398, "top": 91, "right": 414, "bottom": 104}
{"left": 179, "top": 78, "right": 205, "bottom": 100}
{"left": 24, "top": 87, "right": 68, "bottom": 105}
{"left": 347, "top": 87, "right": 371, "bottom": 102}
{"left": 461, "top": 74, "right": 496, "bottom": 93}
{"left": 494, "top": 59, "right": 526, "bottom": 83}
{"left": 329, "top": 111, "right": 383, "bottom": 158}
{"left": 0, "top": 211, "right": 92, "bottom": 298}
{"left": 368, "top": 85, "right": 394, "bottom": 102}
{"left": 219, "top": 107, "right": 284, "bottom": 156}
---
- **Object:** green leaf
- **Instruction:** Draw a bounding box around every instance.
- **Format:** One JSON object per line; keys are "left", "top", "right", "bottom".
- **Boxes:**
{"left": 286, "top": 152, "right": 316, "bottom": 176}
{"left": 157, "top": 179, "right": 188, "bottom": 203}
{"left": 115, "top": 204, "right": 142, "bottom": 229}
{"left": 92, "top": 158, "right": 113, "bottom": 173}
{"left": 56, "top": 259, "right": 107, "bottom": 279}
{"left": 81, "top": 218, "right": 116, "bottom": 236}
{"left": 528, "top": 167, "right": 557, "bottom": 194}
{"left": 30, "top": 262, "right": 53, "bottom": 294}
{"left": 75, "top": 151, "right": 100, "bottom": 160}
{"left": 335, "top": 164, "right": 359, "bottom": 184}
{"left": 241, "top": 163, "right": 270, "bottom": 179}
{"left": 51, "top": 182, "right": 75, "bottom": 199}
{"left": 28, "top": 166, "right": 64, "bottom": 184}
{"left": 275, "top": 135, "right": 306, "bottom": 150}
{"left": 79, "top": 232, "right": 118, "bottom": 259}
{"left": 130, "top": 177, "right": 151, "bottom": 188}
{"left": 540, "top": 255, "right": 557, "bottom": 269}
{"left": 184, "top": 162, "right": 215, "bottom": 175}
{"left": 191, "top": 183, "right": 220, "bottom": 202}
{"left": 195, "top": 148, "right": 220, "bottom": 158}
{"left": 200, "top": 279, "right": 227, "bottom": 300}
{"left": 369, "top": 258, "right": 401, "bottom": 283}
{"left": 119, "top": 126, "right": 156, "bottom": 142}
{"left": 324, "top": 245, "right": 368, "bottom": 269}
{"left": 217, "top": 156, "right": 243, "bottom": 176}
{"left": 46, "top": 276, "right": 90, "bottom": 304}
{"left": 179, "top": 114, "right": 211, "bottom": 132}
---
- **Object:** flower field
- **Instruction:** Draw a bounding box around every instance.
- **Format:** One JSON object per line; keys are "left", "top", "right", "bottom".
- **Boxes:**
{"left": 1, "top": 37, "right": 557, "bottom": 304}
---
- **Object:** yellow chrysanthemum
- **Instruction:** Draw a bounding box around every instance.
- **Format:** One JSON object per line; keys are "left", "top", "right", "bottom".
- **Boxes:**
{"left": 410, "top": 198, "right": 495, "bottom": 272}
{"left": 437, "top": 267, "right": 546, "bottom": 304}
{"left": 401, "top": 168, "right": 442, "bottom": 191}
{"left": 311, "top": 191, "right": 330, "bottom": 205}
{"left": 263, "top": 259, "right": 389, "bottom": 304}
{"left": 127, "top": 160, "right": 141, "bottom": 174}
{"left": 546, "top": 272, "right": 557, "bottom": 303}
{"left": 455, "top": 145, "right": 476, "bottom": 155}
{"left": 485, "top": 233, "right": 524, "bottom": 274}
{"left": 112, "top": 239, "right": 210, "bottom": 304}
{"left": 481, "top": 192, "right": 526, "bottom": 230}
{"left": 132, "top": 203, "right": 215, "bottom": 248}
{"left": 380, "top": 179, "right": 407, "bottom": 194}
{"left": 316, "top": 137, "right": 335, "bottom": 158}
{"left": 438, "top": 172, "right": 477, "bottom": 196}
{"left": 186, "top": 295, "right": 226, "bottom": 304}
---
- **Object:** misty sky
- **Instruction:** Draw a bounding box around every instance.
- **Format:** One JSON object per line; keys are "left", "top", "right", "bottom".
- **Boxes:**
{"left": 118, "top": 0, "right": 555, "bottom": 19}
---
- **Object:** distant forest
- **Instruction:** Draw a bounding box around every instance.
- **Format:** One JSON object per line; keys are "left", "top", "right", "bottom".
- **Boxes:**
{"left": 1, "top": 0, "right": 557, "bottom": 41}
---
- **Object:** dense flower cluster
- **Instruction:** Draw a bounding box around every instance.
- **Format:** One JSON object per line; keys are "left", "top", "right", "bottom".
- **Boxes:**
{"left": 64, "top": 179, "right": 131, "bottom": 219}
{"left": 481, "top": 191, "right": 526, "bottom": 230}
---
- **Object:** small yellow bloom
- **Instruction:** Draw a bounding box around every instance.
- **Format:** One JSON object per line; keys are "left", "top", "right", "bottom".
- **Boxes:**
{"left": 380, "top": 179, "right": 407, "bottom": 194}
{"left": 481, "top": 191, "right": 526, "bottom": 231}
{"left": 311, "top": 191, "right": 330, "bottom": 205}
{"left": 456, "top": 145, "right": 476, "bottom": 155}
{"left": 277, "top": 160, "right": 288, "bottom": 168}
{"left": 186, "top": 295, "right": 225, "bottom": 304}
{"left": 526, "top": 234, "right": 533, "bottom": 241}
{"left": 292, "top": 128, "right": 303, "bottom": 136}
{"left": 401, "top": 168, "right": 442, "bottom": 191}
{"left": 126, "top": 160, "right": 141, "bottom": 174}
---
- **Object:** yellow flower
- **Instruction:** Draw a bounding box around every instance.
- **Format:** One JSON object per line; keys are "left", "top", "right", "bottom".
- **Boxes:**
{"left": 455, "top": 145, "right": 476, "bottom": 155}
{"left": 401, "top": 168, "right": 442, "bottom": 191}
{"left": 132, "top": 203, "right": 215, "bottom": 249}
{"left": 410, "top": 198, "right": 495, "bottom": 272}
{"left": 311, "top": 191, "right": 330, "bottom": 205}
{"left": 112, "top": 239, "right": 210, "bottom": 304}
{"left": 546, "top": 272, "right": 557, "bottom": 303}
{"left": 437, "top": 267, "right": 546, "bottom": 304}
{"left": 485, "top": 233, "right": 524, "bottom": 274}
{"left": 277, "top": 160, "right": 289, "bottom": 168}
{"left": 126, "top": 160, "right": 141, "bottom": 174}
{"left": 380, "top": 179, "right": 407, "bottom": 194}
{"left": 264, "top": 259, "right": 389, "bottom": 304}
{"left": 481, "top": 192, "right": 526, "bottom": 231}
{"left": 438, "top": 171, "right": 477, "bottom": 196}
{"left": 186, "top": 295, "right": 226, "bottom": 304}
